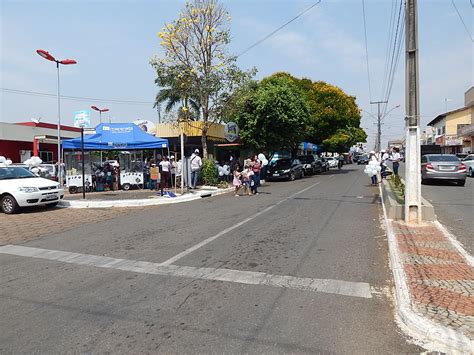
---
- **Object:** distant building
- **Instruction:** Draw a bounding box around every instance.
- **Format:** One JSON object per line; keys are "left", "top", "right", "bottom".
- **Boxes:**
{"left": 427, "top": 87, "right": 473, "bottom": 154}
{"left": 0, "top": 121, "right": 81, "bottom": 163}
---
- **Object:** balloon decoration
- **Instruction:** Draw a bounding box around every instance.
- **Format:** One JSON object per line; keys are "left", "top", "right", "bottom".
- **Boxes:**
{"left": 0, "top": 156, "right": 10, "bottom": 167}
{"left": 364, "top": 158, "right": 380, "bottom": 178}
{"left": 24, "top": 156, "right": 42, "bottom": 167}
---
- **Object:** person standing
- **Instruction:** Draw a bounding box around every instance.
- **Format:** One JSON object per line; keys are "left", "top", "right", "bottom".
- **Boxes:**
{"left": 381, "top": 149, "right": 389, "bottom": 178}
{"left": 169, "top": 156, "right": 176, "bottom": 187}
{"left": 251, "top": 155, "right": 261, "bottom": 194}
{"left": 159, "top": 156, "right": 171, "bottom": 190}
{"left": 368, "top": 151, "right": 379, "bottom": 186}
{"left": 190, "top": 149, "right": 202, "bottom": 189}
{"left": 232, "top": 164, "right": 242, "bottom": 197}
{"left": 391, "top": 147, "right": 401, "bottom": 176}
{"left": 258, "top": 153, "right": 268, "bottom": 182}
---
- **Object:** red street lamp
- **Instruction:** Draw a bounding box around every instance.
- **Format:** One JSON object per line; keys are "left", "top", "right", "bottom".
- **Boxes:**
{"left": 90, "top": 106, "right": 110, "bottom": 124}
{"left": 36, "top": 49, "right": 77, "bottom": 186}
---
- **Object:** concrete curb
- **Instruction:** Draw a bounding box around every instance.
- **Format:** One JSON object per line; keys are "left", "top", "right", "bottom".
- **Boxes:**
{"left": 379, "top": 184, "right": 473, "bottom": 353}
{"left": 381, "top": 179, "right": 435, "bottom": 221}
{"left": 59, "top": 187, "right": 234, "bottom": 208}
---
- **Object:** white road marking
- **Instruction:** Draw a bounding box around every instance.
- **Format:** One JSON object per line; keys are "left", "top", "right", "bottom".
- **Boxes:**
{"left": 161, "top": 182, "right": 321, "bottom": 265}
{"left": 0, "top": 244, "right": 372, "bottom": 299}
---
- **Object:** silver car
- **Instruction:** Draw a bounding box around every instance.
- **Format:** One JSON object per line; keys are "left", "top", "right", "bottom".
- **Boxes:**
{"left": 462, "top": 154, "right": 474, "bottom": 177}
{"left": 421, "top": 154, "right": 467, "bottom": 186}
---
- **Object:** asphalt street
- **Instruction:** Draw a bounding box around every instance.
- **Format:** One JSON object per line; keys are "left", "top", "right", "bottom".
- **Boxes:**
{"left": 0, "top": 165, "right": 422, "bottom": 353}
{"left": 399, "top": 163, "right": 473, "bottom": 254}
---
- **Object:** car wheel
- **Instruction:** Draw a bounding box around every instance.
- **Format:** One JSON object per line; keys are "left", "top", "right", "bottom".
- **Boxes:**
{"left": 122, "top": 183, "right": 131, "bottom": 191}
{"left": 289, "top": 173, "right": 295, "bottom": 181}
{"left": 469, "top": 167, "right": 473, "bottom": 177}
{"left": 1, "top": 194, "right": 20, "bottom": 214}
{"left": 458, "top": 180, "right": 466, "bottom": 186}
{"left": 69, "top": 186, "right": 78, "bottom": 194}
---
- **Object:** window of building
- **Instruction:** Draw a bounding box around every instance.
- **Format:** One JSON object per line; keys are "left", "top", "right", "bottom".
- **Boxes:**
{"left": 442, "top": 126, "right": 446, "bottom": 134}
{"left": 39, "top": 151, "right": 53, "bottom": 162}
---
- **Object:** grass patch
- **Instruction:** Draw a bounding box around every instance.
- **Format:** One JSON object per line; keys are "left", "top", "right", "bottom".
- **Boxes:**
{"left": 389, "top": 175, "right": 405, "bottom": 204}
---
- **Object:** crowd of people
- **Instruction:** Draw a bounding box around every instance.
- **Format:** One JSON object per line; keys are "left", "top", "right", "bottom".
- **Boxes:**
{"left": 231, "top": 153, "right": 268, "bottom": 197}
{"left": 364, "top": 147, "right": 401, "bottom": 186}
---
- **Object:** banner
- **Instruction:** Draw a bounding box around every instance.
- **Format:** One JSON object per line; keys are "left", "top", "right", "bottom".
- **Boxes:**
{"left": 74, "top": 110, "right": 91, "bottom": 128}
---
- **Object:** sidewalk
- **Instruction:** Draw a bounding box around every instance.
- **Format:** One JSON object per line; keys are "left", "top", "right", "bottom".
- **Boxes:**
{"left": 382, "top": 189, "right": 473, "bottom": 352}
{"left": 60, "top": 186, "right": 234, "bottom": 208}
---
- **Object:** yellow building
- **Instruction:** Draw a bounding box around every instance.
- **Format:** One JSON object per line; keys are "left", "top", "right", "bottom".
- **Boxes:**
{"left": 428, "top": 106, "right": 473, "bottom": 154}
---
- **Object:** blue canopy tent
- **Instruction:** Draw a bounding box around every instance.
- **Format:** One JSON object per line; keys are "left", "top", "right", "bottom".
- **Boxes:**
{"left": 63, "top": 123, "right": 168, "bottom": 150}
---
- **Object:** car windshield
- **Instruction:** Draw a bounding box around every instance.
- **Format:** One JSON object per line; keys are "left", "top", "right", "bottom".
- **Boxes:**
{"left": 270, "top": 159, "right": 291, "bottom": 169}
{"left": 297, "top": 156, "right": 313, "bottom": 163}
{"left": 428, "top": 155, "right": 459, "bottom": 162}
{"left": 0, "top": 167, "right": 36, "bottom": 180}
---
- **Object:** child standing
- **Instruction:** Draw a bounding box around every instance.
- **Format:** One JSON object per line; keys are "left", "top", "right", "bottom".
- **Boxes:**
{"left": 233, "top": 165, "right": 242, "bottom": 197}
{"left": 241, "top": 166, "right": 253, "bottom": 196}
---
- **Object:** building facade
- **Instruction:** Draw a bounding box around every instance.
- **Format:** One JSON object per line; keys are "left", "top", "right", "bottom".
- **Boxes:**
{"left": 0, "top": 121, "right": 81, "bottom": 163}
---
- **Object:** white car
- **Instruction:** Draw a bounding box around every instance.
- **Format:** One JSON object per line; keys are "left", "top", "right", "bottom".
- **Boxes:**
{"left": 462, "top": 154, "right": 474, "bottom": 177}
{"left": 326, "top": 157, "right": 338, "bottom": 168}
{"left": 0, "top": 166, "right": 64, "bottom": 214}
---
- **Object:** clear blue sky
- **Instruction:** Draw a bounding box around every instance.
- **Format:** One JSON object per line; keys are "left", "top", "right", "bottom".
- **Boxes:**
{"left": 1, "top": 0, "right": 472, "bottom": 148}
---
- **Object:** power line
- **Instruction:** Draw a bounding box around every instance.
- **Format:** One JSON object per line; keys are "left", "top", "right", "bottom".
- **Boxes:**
{"left": 451, "top": 0, "right": 474, "bottom": 41}
{"left": 361, "top": 0, "right": 373, "bottom": 103}
{"left": 237, "top": 0, "right": 322, "bottom": 57}
{"left": 380, "top": 0, "right": 398, "bottom": 105}
{"left": 1, "top": 88, "right": 154, "bottom": 106}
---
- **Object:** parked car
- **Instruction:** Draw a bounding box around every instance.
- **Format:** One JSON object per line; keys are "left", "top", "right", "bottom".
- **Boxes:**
{"left": 357, "top": 154, "right": 370, "bottom": 165}
{"left": 421, "top": 154, "right": 467, "bottom": 186}
{"left": 462, "top": 154, "right": 474, "bottom": 177}
{"left": 318, "top": 156, "right": 330, "bottom": 172}
{"left": 0, "top": 166, "right": 64, "bottom": 214}
{"left": 326, "top": 157, "right": 338, "bottom": 168}
{"left": 297, "top": 155, "right": 322, "bottom": 175}
{"left": 266, "top": 158, "right": 304, "bottom": 181}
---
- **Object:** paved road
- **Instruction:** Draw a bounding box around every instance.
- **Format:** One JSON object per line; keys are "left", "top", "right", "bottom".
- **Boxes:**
{"left": 399, "top": 163, "right": 473, "bottom": 254}
{"left": 0, "top": 165, "right": 421, "bottom": 353}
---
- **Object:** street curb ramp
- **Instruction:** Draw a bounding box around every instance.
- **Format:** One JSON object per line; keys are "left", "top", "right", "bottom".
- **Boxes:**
{"left": 59, "top": 187, "right": 234, "bottom": 209}
{"left": 379, "top": 184, "right": 473, "bottom": 354}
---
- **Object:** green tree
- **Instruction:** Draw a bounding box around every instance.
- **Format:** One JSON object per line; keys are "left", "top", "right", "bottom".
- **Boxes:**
{"left": 150, "top": 0, "right": 255, "bottom": 157}
{"left": 227, "top": 75, "right": 311, "bottom": 152}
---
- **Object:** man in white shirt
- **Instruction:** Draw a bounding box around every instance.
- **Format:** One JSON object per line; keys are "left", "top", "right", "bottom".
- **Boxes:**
{"left": 190, "top": 149, "right": 202, "bottom": 189}
{"left": 391, "top": 148, "right": 401, "bottom": 176}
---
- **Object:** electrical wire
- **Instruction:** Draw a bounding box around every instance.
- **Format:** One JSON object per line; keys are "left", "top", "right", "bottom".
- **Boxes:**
{"left": 361, "top": 0, "right": 373, "bottom": 103}
{"left": 380, "top": 0, "right": 398, "bottom": 105}
{"left": 237, "top": 0, "right": 322, "bottom": 57}
{"left": 1, "top": 88, "right": 154, "bottom": 105}
{"left": 381, "top": 0, "right": 404, "bottom": 115}
{"left": 451, "top": 0, "right": 474, "bottom": 41}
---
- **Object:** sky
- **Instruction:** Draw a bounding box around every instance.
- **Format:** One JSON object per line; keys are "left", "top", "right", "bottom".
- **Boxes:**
{"left": 1, "top": 0, "right": 472, "bottom": 148}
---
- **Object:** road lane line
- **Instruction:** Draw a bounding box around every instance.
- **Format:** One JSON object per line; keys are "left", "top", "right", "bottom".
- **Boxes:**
{"left": 0, "top": 244, "right": 372, "bottom": 299}
{"left": 160, "top": 181, "right": 321, "bottom": 265}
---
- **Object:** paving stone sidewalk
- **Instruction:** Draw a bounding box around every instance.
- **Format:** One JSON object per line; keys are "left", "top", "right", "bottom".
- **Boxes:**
{"left": 391, "top": 221, "right": 474, "bottom": 340}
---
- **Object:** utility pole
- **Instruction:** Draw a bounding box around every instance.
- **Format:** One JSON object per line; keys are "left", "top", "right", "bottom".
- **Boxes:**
{"left": 404, "top": 0, "right": 421, "bottom": 224}
{"left": 370, "top": 100, "right": 388, "bottom": 152}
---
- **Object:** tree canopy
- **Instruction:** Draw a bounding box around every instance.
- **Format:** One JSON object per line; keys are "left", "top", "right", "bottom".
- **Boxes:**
{"left": 227, "top": 75, "right": 311, "bottom": 152}
{"left": 225, "top": 72, "right": 367, "bottom": 153}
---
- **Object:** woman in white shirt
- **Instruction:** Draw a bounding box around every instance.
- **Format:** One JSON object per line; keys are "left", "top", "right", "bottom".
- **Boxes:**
{"left": 159, "top": 156, "right": 171, "bottom": 189}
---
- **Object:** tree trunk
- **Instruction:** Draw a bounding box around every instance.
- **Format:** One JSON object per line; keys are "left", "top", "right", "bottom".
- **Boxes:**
{"left": 201, "top": 124, "right": 208, "bottom": 159}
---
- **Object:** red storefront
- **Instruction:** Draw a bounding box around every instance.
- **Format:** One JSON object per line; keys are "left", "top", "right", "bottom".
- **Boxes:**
{"left": 0, "top": 121, "right": 81, "bottom": 163}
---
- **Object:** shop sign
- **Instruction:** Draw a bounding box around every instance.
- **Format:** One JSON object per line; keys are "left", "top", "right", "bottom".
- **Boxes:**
{"left": 224, "top": 122, "right": 239, "bottom": 142}
{"left": 444, "top": 135, "right": 462, "bottom": 146}
{"left": 74, "top": 110, "right": 91, "bottom": 128}
{"left": 435, "top": 135, "right": 445, "bottom": 145}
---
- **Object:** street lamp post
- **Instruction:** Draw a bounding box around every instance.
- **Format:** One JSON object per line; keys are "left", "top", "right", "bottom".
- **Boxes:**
{"left": 36, "top": 49, "right": 77, "bottom": 186}
{"left": 91, "top": 106, "right": 109, "bottom": 124}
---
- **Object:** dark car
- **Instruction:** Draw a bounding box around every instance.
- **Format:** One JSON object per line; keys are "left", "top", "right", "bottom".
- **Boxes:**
{"left": 297, "top": 155, "right": 322, "bottom": 175}
{"left": 267, "top": 158, "right": 304, "bottom": 181}
{"left": 421, "top": 154, "right": 466, "bottom": 186}
{"left": 357, "top": 154, "right": 370, "bottom": 165}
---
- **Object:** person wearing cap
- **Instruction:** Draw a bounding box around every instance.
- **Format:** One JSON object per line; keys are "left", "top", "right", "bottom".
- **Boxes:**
{"left": 190, "top": 149, "right": 202, "bottom": 189}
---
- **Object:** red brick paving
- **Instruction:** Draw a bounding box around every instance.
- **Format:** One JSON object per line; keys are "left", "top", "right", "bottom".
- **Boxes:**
{"left": 391, "top": 220, "right": 474, "bottom": 340}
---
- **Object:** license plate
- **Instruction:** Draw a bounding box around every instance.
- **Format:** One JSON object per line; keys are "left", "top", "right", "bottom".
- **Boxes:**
{"left": 44, "top": 194, "right": 57, "bottom": 200}
{"left": 273, "top": 173, "right": 280, "bottom": 176}
{"left": 439, "top": 166, "right": 454, "bottom": 171}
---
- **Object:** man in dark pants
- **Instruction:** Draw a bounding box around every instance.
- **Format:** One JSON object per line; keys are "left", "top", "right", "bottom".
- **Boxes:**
{"left": 391, "top": 148, "right": 401, "bottom": 176}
